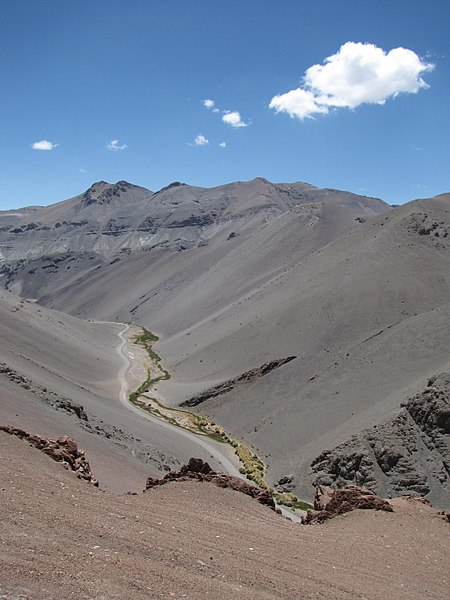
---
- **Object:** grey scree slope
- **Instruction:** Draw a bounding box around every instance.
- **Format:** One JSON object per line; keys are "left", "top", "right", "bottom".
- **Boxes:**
{"left": 1, "top": 178, "right": 449, "bottom": 506}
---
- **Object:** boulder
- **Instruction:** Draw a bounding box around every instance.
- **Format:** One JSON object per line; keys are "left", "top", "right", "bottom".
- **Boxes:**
{"left": 302, "top": 485, "right": 393, "bottom": 524}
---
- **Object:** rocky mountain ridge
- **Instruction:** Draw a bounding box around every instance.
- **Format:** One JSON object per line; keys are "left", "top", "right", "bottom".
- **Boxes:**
{"left": 310, "top": 373, "right": 450, "bottom": 508}
{"left": 0, "top": 177, "right": 389, "bottom": 298}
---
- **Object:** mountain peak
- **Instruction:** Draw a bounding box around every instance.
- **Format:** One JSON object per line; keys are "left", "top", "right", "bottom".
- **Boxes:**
{"left": 155, "top": 181, "right": 187, "bottom": 195}
{"left": 81, "top": 180, "right": 142, "bottom": 207}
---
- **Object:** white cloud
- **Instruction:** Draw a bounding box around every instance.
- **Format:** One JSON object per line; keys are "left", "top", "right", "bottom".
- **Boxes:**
{"left": 212, "top": 108, "right": 220, "bottom": 113}
{"left": 269, "top": 88, "right": 328, "bottom": 120}
{"left": 203, "top": 98, "right": 215, "bottom": 109}
{"left": 194, "top": 134, "right": 209, "bottom": 146}
{"left": 269, "top": 42, "right": 434, "bottom": 120}
{"left": 79, "top": 168, "right": 87, "bottom": 173}
{"left": 31, "top": 139, "right": 58, "bottom": 151}
{"left": 222, "top": 110, "right": 250, "bottom": 128}
{"left": 106, "top": 139, "right": 128, "bottom": 151}
{"left": 219, "top": 141, "right": 227, "bottom": 148}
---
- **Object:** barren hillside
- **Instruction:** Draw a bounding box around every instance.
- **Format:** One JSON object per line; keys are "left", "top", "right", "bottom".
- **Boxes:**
{"left": 1, "top": 180, "right": 449, "bottom": 506}
{"left": 1, "top": 431, "right": 449, "bottom": 600}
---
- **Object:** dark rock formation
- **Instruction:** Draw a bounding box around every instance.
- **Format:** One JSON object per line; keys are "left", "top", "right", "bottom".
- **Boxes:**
{"left": 145, "top": 458, "right": 275, "bottom": 510}
{"left": 154, "top": 181, "right": 186, "bottom": 195}
{"left": 81, "top": 181, "right": 133, "bottom": 207}
{"left": 0, "top": 362, "right": 88, "bottom": 420}
{"left": 181, "top": 357, "right": 297, "bottom": 407}
{"left": 166, "top": 214, "right": 214, "bottom": 228}
{"left": 310, "top": 373, "right": 450, "bottom": 509}
{"left": 275, "top": 474, "right": 295, "bottom": 493}
{"left": 405, "top": 212, "right": 449, "bottom": 244}
{"left": 301, "top": 485, "right": 393, "bottom": 524}
{"left": 0, "top": 426, "right": 98, "bottom": 486}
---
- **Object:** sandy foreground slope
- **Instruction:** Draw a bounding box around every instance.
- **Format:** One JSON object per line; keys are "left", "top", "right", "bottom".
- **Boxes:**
{"left": 1, "top": 431, "right": 449, "bottom": 600}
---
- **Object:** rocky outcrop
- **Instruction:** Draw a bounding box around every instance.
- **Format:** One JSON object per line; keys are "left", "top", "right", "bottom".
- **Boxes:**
{"left": 0, "top": 362, "right": 89, "bottom": 420}
{"left": 181, "top": 357, "right": 297, "bottom": 407}
{"left": 0, "top": 426, "right": 98, "bottom": 486}
{"left": 311, "top": 373, "right": 450, "bottom": 509}
{"left": 302, "top": 485, "right": 393, "bottom": 524}
{"left": 406, "top": 211, "right": 449, "bottom": 240}
{"left": 166, "top": 214, "right": 214, "bottom": 228}
{"left": 153, "top": 181, "right": 186, "bottom": 195}
{"left": 145, "top": 458, "right": 275, "bottom": 510}
{"left": 81, "top": 181, "right": 134, "bottom": 207}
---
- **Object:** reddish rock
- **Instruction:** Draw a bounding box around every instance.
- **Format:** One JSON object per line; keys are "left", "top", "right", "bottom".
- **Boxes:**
{"left": 0, "top": 425, "right": 98, "bottom": 487}
{"left": 57, "top": 435, "right": 78, "bottom": 454}
{"left": 145, "top": 458, "right": 276, "bottom": 510}
{"left": 181, "top": 457, "right": 214, "bottom": 475}
{"left": 302, "top": 485, "right": 393, "bottom": 524}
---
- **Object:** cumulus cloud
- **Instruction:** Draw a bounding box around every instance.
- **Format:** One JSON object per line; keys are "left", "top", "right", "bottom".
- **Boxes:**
{"left": 106, "top": 139, "right": 128, "bottom": 151}
{"left": 219, "top": 141, "right": 227, "bottom": 148}
{"left": 222, "top": 110, "right": 250, "bottom": 128}
{"left": 269, "top": 42, "right": 434, "bottom": 120}
{"left": 203, "top": 98, "right": 250, "bottom": 125}
{"left": 269, "top": 88, "right": 328, "bottom": 120}
{"left": 194, "top": 134, "right": 209, "bottom": 146}
{"left": 31, "top": 139, "right": 58, "bottom": 151}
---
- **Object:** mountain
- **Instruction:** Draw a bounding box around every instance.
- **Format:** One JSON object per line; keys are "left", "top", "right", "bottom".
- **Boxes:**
{"left": 1, "top": 178, "right": 449, "bottom": 507}
{"left": 0, "top": 177, "right": 388, "bottom": 299}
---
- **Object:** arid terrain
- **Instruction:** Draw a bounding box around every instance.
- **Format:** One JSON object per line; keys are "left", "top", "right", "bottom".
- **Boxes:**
{"left": 0, "top": 178, "right": 449, "bottom": 597}
{"left": 1, "top": 431, "right": 449, "bottom": 600}
{"left": 1, "top": 178, "right": 449, "bottom": 506}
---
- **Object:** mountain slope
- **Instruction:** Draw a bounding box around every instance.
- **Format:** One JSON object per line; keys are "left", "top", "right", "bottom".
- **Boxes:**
{"left": 0, "top": 289, "right": 239, "bottom": 491}
{"left": 2, "top": 179, "right": 449, "bottom": 506}
{"left": 0, "top": 178, "right": 389, "bottom": 299}
{"left": 311, "top": 373, "right": 450, "bottom": 508}
{"left": 2, "top": 431, "right": 449, "bottom": 600}
{"left": 154, "top": 194, "right": 450, "bottom": 504}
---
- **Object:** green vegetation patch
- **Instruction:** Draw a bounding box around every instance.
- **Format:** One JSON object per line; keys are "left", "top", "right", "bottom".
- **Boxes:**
{"left": 129, "top": 326, "right": 311, "bottom": 510}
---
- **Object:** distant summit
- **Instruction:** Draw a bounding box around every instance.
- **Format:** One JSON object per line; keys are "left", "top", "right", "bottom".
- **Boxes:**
{"left": 81, "top": 180, "right": 145, "bottom": 207}
{"left": 155, "top": 181, "right": 187, "bottom": 194}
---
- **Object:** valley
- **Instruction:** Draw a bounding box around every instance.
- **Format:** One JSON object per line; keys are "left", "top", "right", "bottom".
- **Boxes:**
{"left": 0, "top": 178, "right": 449, "bottom": 508}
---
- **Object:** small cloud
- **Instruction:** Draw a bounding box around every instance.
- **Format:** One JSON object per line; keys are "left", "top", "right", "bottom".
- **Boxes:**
{"left": 194, "top": 134, "right": 209, "bottom": 146}
{"left": 32, "top": 139, "right": 58, "bottom": 151}
{"left": 79, "top": 168, "right": 87, "bottom": 173}
{"left": 212, "top": 108, "right": 220, "bottom": 113}
{"left": 269, "top": 42, "right": 434, "bottom": 120}
{"left": 106, "top": 139, "right": 128, "bottom": 151}
{"left": 222, "top": 110, "right": 250, "bottom": 128}
{"left": 219, "top": 142, "right": 227, "bottom": 148}
{"left": 203, "top": 98, "right": 215, "bottom": 109}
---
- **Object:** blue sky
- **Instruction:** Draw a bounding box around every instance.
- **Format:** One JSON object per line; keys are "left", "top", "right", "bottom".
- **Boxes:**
{"left": 1, "top": 0, "right": 449, "bottom": 208}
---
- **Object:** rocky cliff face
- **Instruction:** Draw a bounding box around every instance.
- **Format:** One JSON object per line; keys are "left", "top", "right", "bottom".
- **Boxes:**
{"left": 310, "top": 373, "right": 450, "bottom": 509}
